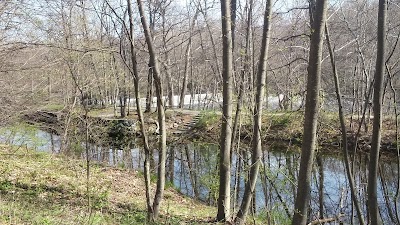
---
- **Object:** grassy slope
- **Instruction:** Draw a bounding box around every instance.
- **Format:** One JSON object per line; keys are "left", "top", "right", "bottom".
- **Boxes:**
{"left": 0, "top": 145, "right": 215, "bottom": 225}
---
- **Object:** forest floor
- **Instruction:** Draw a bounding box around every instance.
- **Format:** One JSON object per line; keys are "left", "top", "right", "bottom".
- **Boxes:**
{"left": 0, "top": 144, "right": 217, "bottom": 224}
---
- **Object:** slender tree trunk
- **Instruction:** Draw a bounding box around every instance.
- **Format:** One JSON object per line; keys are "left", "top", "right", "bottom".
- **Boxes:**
{"left": 387, "top": 63, "right": 400, "bottom": 224}
{"left": 160, "top": 5, "right": 175, "bottom": 108}
{"left": 145, "top": 66, "right": 154, "bottom": 112}
{"left": 184, "top": 145, "right": 199, "bottom": 199}
{"left": 125, "top": 0, "right": 153, "bottom": 219}
{"left": 379, "top": 165, "right": 396, "bottom": 223}
{"left": 167, "top": 145, "right": 175, "bottom": 183}
{"left": 84, "top": 106, "right": 91, "bottom": 214}
{"left": 235, "top": 0, "right": 272, "bottom": 224}
{"left": 217, "top": 0, "right": 233, "bottom": 221}
{"left": 291, "top": 1, "right": 327, "bottom": 224}
{"left": 232, "top": 0, "right": 253, "bottom": 150}
{"left": 325, "top": 23, "right": 365, "bottom": 225}
{"left": 316, "top": 155, "right": 324, "bottom": 220}
{"left": 136, "top": 0, "right": 167, "bottom": 220}
{"left": 162, "top": 61, "right": 175, "bottom": 108}
{"left": 179, "top": 12, "right": 198, "bottom": 108}
{"left": 199, "top": 7, "right": 222, "bottom": 82}
{"left": 179, "top": 41, "right": 191, "bottom": 108}
{"left": 368, "top": 0, "right": 386, "bottom": 224}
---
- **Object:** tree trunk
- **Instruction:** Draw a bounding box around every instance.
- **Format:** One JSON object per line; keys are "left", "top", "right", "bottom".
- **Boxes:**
{"left": 145, "top": 65, "right": 154, "bottom": 112}
{"left": 162, "top": 61, "right": 175, "bottom": 108}
{"left": 387, "top": 63, "right": 400, "bottom": 224}
{"left": 179, "top": 11, "right": 198, "bottom": 108}
{"left": 232, "top": 0, "right": 253, "bottom": 151}
{"left": 198, "top": 5, "right": 222, "bottom": 82}
{"left": 167, "top": 145, "right": 175, "bottom": 183}
{"left": 184, "top": 145, "right": 199, "bottom": 199}
{"left": 291, "top": 0, "right": 327, "bottom": 224}
{"left": 160, "top": 5, "right": 175, "bottom": 108}
{"left": 179, "top": 40, "right": 191, "bottom": 108}
{"left": 325, "top": 23, "right": 365, "bottom": 225}
{"left": 126, "top": 0, "right": 153, "bottom": 219}
{"left": 235, "top": 0, "right": 272, "bottom": 224}
{"left": 217, "top": 0, "right": 233, "bottom": 222}
{"left": 368, "top": 0, "right": 386, "bottom": 224}
{"left": 136, "top": 0, "right": 167, "bottom": 221}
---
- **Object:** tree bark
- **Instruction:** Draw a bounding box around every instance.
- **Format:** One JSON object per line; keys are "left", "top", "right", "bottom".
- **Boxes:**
{"left": 368, "top": 0, "right": 386, "bottom": 224}
{"left": 136, "top": 0, "right": 167, "bottom": 220}
{"left": 217, "top": 0, "right": 233, "bottom": 222}
{"left": 145, "top": 65, "right": 154, "bottom": 112}
{"left": 179, "top": 11, "right": 198, "bottom": 108}
{"left": 291, "top": 1, "right": 327, "bottom": 224}
{"left": 136, "top": 0, "right": 167, "bottom": 221}
{"left": 126, "top": 0, "right": 153, "bottom": 218}
{"left": 235, "top": 0, "right": 272, "bottom": 224}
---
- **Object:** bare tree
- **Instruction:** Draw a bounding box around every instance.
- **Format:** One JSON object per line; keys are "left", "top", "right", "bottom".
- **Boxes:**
{"left": 325, "top": 23, "right": 366, "bottom": 225}
{"left": 125, "top": 0, "right": 153, "bottom": 218}
{"left": 368, "top": 0, "right": 387, "bottom": 224}
{"left": 291, "top": 0, "right": 328, "bottom": 224}
{"left": 136, "top": 0, "right": 167, "bottom": 221}
{"left": 217, "top": 0, "right": 234, "bottom": 222}
{"left": 234, "top": 0, "right": 272, "bottom": 224}
{"left": 179, "top": 7, "right": 199, "bottom": 108}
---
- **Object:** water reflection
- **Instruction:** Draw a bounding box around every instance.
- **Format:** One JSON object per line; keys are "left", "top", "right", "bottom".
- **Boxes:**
{"left": 0, "top": 125, "right": 61, "bottom": 152}
{"left": 1, "top": 126, "right": 399, "bottom": 224}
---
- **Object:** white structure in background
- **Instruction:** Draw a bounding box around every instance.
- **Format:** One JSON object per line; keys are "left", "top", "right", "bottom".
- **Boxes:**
{"left": 125, "top": 93, "right": 303, "bottom": 111}
{"left": 127, "top": 93, "right": 223, "bottom": 109}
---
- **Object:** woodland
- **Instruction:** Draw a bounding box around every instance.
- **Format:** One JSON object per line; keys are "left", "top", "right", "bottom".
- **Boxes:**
{"left": 1, "top": 0, "right": 400, "bottom": 224}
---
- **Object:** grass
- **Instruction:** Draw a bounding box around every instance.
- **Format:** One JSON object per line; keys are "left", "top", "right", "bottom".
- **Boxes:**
{"left": 195, "top": 111, "right": 220, "bottom": 129}
{"left": 39, "top": 103, "right": 66, "bottom": 112}
{"left": 88, "top": 107, "right": 116, "bottom": 117}
{"left": 0, "top": 144, "right": 216, "bottom": 224}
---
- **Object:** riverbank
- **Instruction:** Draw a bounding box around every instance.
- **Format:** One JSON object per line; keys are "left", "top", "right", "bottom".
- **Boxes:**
{"left": 0, "top": 144, "right": 215, "bottom": 224}
{"left": 189, "top": 110, "right": 398, "bottom": 156}
{"left": 25, "top": 107, "right": 399, "bottom": 156}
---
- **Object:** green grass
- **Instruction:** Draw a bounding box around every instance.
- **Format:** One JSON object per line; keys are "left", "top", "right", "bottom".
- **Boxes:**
{"left": 0, "top": 144, "right": 216, "bottom": 224}
{"left": 40, "top": 103, "right": 65, "bottom": 111}
{"left": 87, "top": 107, "right": 116, "bottom": 117}
{"left": 195, "top": 111, "right": 220, "bottom": 128}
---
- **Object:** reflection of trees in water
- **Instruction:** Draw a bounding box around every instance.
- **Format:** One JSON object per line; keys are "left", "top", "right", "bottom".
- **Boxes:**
{"left": 42, "top": 131, "right": 400, "bottom": 224}
{"left": 172, "top": 144, "right": 400, "bottom": 224}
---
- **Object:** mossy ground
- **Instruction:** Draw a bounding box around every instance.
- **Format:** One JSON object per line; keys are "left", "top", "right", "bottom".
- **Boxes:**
{"left": 0, "top": 145, "right": 216, "bottom": 224}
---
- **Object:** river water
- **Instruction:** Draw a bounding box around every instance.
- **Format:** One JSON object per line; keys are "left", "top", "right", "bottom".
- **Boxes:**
{"left": 1, "top": 124, "right": 399, "bottom": 224}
